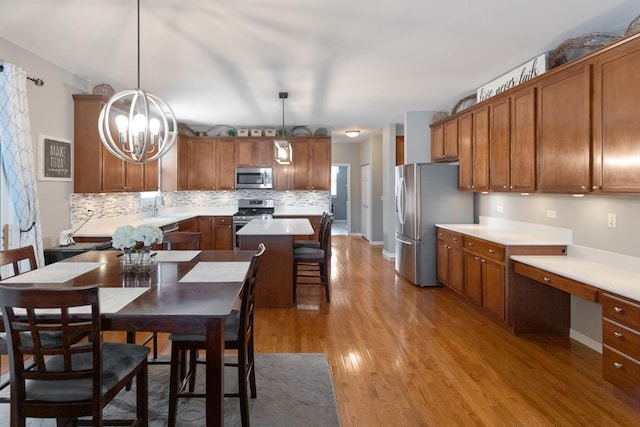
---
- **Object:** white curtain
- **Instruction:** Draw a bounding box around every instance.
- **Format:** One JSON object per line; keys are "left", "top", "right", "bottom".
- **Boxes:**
{"left": 0, "top": 62, "right": 44, "bottom": 267}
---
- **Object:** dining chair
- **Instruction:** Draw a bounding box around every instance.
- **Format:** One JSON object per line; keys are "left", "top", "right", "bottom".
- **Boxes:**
{"left": 293, "top": 212, "right": 331, "bottom": 250}
{"left": 0, "top": 245, "right": 39, "bottom": 403}
{"left": 127, "top": 231, "right": 202, "bottom": 363}
{"left": 0, "top": 284, "right": 149, "bottom": 427}
{"left": 167, "top": 243, "right": 266, "bottom": 427}
{"left": 292, "top": 215, "right": 333, "bottom": 303}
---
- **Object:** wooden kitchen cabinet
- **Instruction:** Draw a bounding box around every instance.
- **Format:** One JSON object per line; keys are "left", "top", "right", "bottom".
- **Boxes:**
{"left": 431, "top": 119, "right": 459, "bottom": 162}
{"left": 593, "top": 36, "right": 640, "bottom": 192}
{"left": 458, "top": 107, "right": 490, "bottom": 192}
{"left": 489, "top": 88, "right": 536, "bottom": 192}
{"left": 196, "top": 216, "right": 232, "bottom": 249}
{"left": 602, "top": 292, "right": 640, "bottom": 396}
{"left": 436, "top": 228, "right": 465, "bottom": 295}
{"left": 73, "top": 94, "right": 158, "bottom": 193}
{"left": 536, "top": 63, "right": 592, "bottom": 193}
{"left": 464, "top": 236, "right": 506, "bottom": 320}
{"left": 291, "top": 138, "right": 331, "bottom": 190}
{"left": 186, "top": 137, "right": 235, "bottom": 190}
{"left": 236, "top": 138, "right": 273, "bottom": 167}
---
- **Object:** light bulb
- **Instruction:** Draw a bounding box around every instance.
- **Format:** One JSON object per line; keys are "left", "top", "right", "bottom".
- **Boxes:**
{"left": 133, "top": 113, "right": 147, "bottom": 142}
{"left": 115, "top": 115, "right": 128, "bottom": 143}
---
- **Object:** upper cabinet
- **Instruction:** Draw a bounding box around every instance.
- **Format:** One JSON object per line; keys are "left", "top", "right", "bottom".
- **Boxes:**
{"left": 186, "top": 137, "right": 236, "bottom": 190}
{"left": 458, "top": 109, "right": 489, "bottom": 192}
{"left": 536, "top": 63, "right": 592, "bottom": 193}
{"left": 431, "top": 120, "right": 459, "bottom": 162}
{"left": 73, "top": 94, "right": 158, "bottom": 193}
{"left": 236, "top": 138, "right": 273, "bottom": 167}
{"left": 291, "top": 138, "right": 331, "bottom": 190}
{"left": 592, "top": 36, "right": 640, "bottom": 193}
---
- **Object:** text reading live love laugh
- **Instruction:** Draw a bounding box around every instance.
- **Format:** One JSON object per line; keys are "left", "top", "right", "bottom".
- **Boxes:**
{"left": 476, "top": 53, "right": 547, "bottom": 102}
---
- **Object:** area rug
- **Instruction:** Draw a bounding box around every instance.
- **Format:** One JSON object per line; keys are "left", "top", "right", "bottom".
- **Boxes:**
{"left": 0, "top": 353, "right": 341, "bottom": 426}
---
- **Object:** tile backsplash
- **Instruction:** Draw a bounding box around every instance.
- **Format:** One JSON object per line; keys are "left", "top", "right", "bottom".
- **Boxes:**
{"left": 70, "top": 190, "right": 331, "bottom": 227}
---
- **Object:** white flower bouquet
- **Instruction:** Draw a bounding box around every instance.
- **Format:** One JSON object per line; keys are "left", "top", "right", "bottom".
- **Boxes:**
{"left": 112, "top": 224, "right": 163, "bottom": 276}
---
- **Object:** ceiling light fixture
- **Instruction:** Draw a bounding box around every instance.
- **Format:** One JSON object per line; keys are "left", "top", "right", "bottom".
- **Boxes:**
{"left": 345, "top": 130, "right": 360, "bottom": 138}
{"left": 97, "top": 0, "right": 177, "bottom": 163}
{"left": 274, "top": 92, "right": 292, "bottom": 164}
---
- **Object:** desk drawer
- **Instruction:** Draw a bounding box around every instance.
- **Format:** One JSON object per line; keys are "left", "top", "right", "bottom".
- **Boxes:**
{"left": 513, "top": 262, "right": 598, "bottom": 302}
{"left": 603, "top": 318, "right": 640, "bottom": 361}
{"left": 464, "top": 237, "right": 504, "bottom": 262}
{"left": 603, "top": 346, "right": 640, "bottom": 396}
{"left": 602, "top": 293, "right": 640, "bottom": 329}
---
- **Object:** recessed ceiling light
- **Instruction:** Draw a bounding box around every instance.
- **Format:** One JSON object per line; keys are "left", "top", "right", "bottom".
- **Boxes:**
{"left": 345, "top": 130, "right": 360, "bottom": 137}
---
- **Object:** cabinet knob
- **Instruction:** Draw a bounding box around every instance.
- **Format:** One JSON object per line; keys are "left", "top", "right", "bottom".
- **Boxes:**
{"left": 502, "top": 185, "right": 507, "bottom": 189}
{"left": 474, "top": 256, "right": 480, "bottom": 260}
{"left": 614, "top": 306, "right": 624, "bottom": 313}
{"left": 468, "top": 242, "right": 474, "bottom": 247}
{"left": 452, "top": 237, "right": 457, "bottom": 241}
{"left": 614, "top": 362, "right": 623, "bottom": 369}
{"left": 488, "top": 249, "right": 495, "bottom": 254}
{"left": 580, "top": 185, "right": 587, "bottom": 189}
{"left": 543, "top": 277, "right": 550, "bottom": 282}
{"left": 480, "top": 258, "right": 486, "bottom": 263}
{"left": 614, "top": 331, "right": 623, "bottom": 338}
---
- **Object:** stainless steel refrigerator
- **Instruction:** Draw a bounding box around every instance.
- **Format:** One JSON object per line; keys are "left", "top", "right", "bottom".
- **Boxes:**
{"left": 395, "top": 163, "right": 474, "bottom": 286}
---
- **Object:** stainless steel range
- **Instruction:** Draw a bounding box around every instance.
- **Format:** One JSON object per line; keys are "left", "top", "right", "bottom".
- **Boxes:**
{"left": 232, "top": 199, "right": 275, "bottom": 248}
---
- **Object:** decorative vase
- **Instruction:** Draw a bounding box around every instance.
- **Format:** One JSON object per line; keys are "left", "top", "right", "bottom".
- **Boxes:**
{"left": 120, "top": 247, "right": 154, "bottom": 276}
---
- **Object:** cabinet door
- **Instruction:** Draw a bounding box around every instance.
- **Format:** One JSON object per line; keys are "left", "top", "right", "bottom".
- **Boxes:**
{"left": 291, "top": 140, "right": 311, "bottom": 189}
{"left": 436, "top": 239, "right": 451, "bottom": 286}
{"left": 431, "top": 124, "right": 444, "bottom": 162}
{"left": 198, "top": 216, "right": 213, "bottom": 250}
{"left": 593, "top": 38, "right": 640, "bottom": 192}
{"left": 235, "top": 139, "right": 255, "bottom": 167}
{"left": 254, "top": 140, "right": 274, "bottom": 167}
{"left": 490, "top": 97, "right": 511, "bottom": 191}
{"left": 273, "top": 161, "right": 291, "bottom": 190}
{"left": 125, "top": 162, "right": 145, "bottom": 192}
{"left": 472, "top": 106, "right": 490, "bottom": 191}
{"left": 216, "top": 139, "right": 236, "bottom": 190}
{"left": 309, "top": 139, "right": 331, "bottom": 190}
{"left": 483, "top": 260, "right": 505, "bottom": 320}
{"left": 537, "top": 64, "right": 591, "bottom": 193}
{"left": 102, "top": 149, "right": 126, "bottom": 192}
{"left": 213, "top": 216, "right": 233, "bottom": 250}
{"left": 510, "top": 87, "right": 536, "bottom": 192}
{"left": 187, "top": 138, "right": 216, "bottom": 190}
{"left": 458, "top": 113, "right": 473, "bottom": 191}
{"left": 465, "top": 253, "right": 482, "bottom": 306}
{"left": 143, "top": 161, "right": 159, "bottom": 191}
{"left": 450, "top": 246, "right": 465, "bottom": 295}
{"left": 443, "top": 119, "right": 459, "bottom": 159}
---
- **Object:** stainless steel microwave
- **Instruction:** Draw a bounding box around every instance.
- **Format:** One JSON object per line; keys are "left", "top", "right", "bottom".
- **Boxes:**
{"left": 235, "top": 167, "right": 273, "bottom": 189}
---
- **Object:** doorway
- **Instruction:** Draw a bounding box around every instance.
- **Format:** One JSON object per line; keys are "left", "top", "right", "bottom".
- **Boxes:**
{"left": 331, "top": 164, "right": 350, "bottom": 235}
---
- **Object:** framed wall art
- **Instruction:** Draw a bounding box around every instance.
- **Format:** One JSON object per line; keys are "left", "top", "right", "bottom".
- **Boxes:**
{"left": 37, "top": 134, "right": 72, "bottom": 181}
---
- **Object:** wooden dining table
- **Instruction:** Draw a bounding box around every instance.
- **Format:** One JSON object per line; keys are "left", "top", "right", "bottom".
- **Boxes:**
{"left": 0, "top": 249, "right": 255, "bottom": 427}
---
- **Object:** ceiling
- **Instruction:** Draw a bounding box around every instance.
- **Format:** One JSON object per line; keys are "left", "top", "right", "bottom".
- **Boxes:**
{"left": 0, "top": 1, "right": 638, "bottom": 143}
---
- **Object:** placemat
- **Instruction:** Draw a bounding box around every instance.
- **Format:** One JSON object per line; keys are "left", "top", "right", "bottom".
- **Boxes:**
{"left": 152, "top": 250, "right": 200, "bottom": 263}
{"left": 0, "top": 262, "right": 104, "bottom": 284}
{"left": 179, "top": 262, "right": 250, "bottom": 283}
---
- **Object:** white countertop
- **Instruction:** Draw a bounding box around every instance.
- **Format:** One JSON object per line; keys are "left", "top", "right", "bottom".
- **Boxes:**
{"left": 236, "top": 218, "right": 314, "bottom": 236}
{"left": 511, "top": 254, "right": 640, "bottom": 302}
{"left": 436, "top": 216, "right": 573, "bottom": 246}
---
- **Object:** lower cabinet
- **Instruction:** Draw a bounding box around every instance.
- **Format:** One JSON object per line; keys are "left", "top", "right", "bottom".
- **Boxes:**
{"left": 436, "top": 229, "right": 464, "bottom": 295}
{"left": 463, "top": 238, "right": 506, "bottom": 321}
{"left": 602, "top": 292, "right": 640, "bottom": 397}
{"left": 197, "top": 216, "right": 233, "bottom": 250}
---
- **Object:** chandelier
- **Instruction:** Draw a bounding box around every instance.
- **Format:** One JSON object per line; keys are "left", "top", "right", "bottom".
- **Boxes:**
{"left": 274, "top": 92, "right": 292, "bottom": 164}
{"left": 98, "top": 0, "right": 177, "bottom": 163}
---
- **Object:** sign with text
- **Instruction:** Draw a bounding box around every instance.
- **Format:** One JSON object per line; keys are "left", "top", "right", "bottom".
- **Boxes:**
{"left": 477, "top": 53, "right": 547, "bottom": 102}
{"left": 38, "top": 135, "right": 72, "bottom": 181}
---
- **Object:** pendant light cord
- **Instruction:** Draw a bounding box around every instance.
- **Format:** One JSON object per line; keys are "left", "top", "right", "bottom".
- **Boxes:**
{"left": 282, "top": 97, "right": 285, "bottom": 136}
{"left": 137, "top": 0, "right": 141, "bottom": 89}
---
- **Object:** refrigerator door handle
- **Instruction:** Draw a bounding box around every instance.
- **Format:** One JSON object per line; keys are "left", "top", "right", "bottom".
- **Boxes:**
{"left": 396, "top": 235, "right": 414, "bottom": 245}
{"left": 397, "top": 177, "right": 406, "bottom": 225}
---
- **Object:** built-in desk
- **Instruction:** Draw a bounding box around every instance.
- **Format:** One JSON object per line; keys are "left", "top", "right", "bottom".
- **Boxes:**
{"left": 511, "top": 253, "right": 640, "bottom": 397}
{"left": 237, "top": 218, "right": 314, "bottom": 308}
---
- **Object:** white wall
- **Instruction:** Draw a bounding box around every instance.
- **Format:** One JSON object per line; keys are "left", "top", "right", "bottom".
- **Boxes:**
{"left": 331, "top": 142, "right": 362, "bottom": 234}
{"left": 404, "top": 111, "right": 435, "bottom": 164}
{"left": 1, "top": 37, "right": 89, "bottom": 247}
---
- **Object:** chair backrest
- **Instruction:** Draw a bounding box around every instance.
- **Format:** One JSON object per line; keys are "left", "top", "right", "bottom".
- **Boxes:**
{"left": 238, "top": 243, "right": 266, "bottom": 344}
{"left": 319, "top": 215, "right": 333, "bottom": 253}
{"left": 162, "top": 232, "right": 202, "bottom": 250}
{"left": 0, "top": 246, "right": 38, "bottom": 280}
{"left": 0, "top": 285, "right": 101, "bottom": 397}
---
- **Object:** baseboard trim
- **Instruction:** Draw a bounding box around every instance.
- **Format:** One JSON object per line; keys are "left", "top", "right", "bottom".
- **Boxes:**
{"left": 570, "top": 329, "right": 602, "bottom": 353}
{"left": 382, "top": 249, "right": 395, "bottom": 260}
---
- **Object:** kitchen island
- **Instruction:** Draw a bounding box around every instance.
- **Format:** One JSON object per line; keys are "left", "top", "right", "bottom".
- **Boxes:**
{"left": 237, "top": 218, "right": 314, "bottom": 308}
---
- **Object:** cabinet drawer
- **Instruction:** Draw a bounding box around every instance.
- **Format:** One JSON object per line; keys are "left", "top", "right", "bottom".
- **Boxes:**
{"left": 603, "top": 346, "right": 640, "bottom": 396}
{"left": 214, "top": 216, "right": 232, "bottom": 225}
{"left": 603, "top": 318, "right": 640, "bottom": 361}
{"left": 602, "top": 293, "right": 640, "bottom": 329}
{"left": 463, "top": 237, "right": 505, "bottom": 262}
{"left": 436, "top": 229, "right": 463, "bottom": 248}
{"left": 513, "top": 262, "right": 599, "bottom": 302}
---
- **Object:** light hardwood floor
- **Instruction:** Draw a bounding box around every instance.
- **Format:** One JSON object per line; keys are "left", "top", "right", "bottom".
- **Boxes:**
{"left": 4, "top": 236, "right": 640, "bottom": 426}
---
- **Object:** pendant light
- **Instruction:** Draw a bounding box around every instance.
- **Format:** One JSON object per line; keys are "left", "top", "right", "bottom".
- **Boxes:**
{"left": 98, "top": 0, "right": 177, "bottom": 163}
{"left": 274, "top": 92, "right": 292, "bottom": 164}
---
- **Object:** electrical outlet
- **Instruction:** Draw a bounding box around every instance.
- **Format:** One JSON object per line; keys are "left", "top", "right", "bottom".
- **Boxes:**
{"left": 608, "top": 213, "right": 617, "bottom": 228}
{"left": 546, "top": 210, "right": 557, "bottom": 218}
{"left": 497, "top": 205, "right": 504, "bottom": 213}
